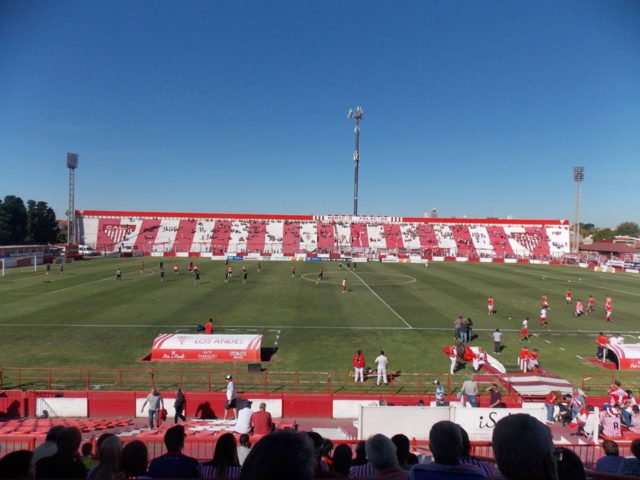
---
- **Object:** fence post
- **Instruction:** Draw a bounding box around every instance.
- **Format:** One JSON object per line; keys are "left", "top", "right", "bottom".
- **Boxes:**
{"left": 48, "top": 369, "right": 52, "bottom": 390}
{"left": 119, "top": 370, "right": 123, "bottom": 390}
{"left": 208, "top": 371, "right": 211, "bottom": 392}
{"left": 263, "top": 370, "right": 267, "bottom": 394}
{"left": 327, "top": 374, "right": 331, "bottom": 394}
{"left": 446, "top": 374, "right": 451, "bottom": 395}
{"left": 87, "top": 370, "right": 91, "bottom": 390}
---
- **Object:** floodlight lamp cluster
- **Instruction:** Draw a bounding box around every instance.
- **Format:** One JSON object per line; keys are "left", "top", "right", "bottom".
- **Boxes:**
{"left": 573, "top": 166, "right": 584, "bottom": 182}
{"left": 67, "top": 152, "right": 79, "bottom": 169}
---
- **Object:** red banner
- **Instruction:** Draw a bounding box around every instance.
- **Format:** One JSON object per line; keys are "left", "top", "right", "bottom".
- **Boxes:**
{"left": 150, "top": 334, "right": 262, "bottom": 362}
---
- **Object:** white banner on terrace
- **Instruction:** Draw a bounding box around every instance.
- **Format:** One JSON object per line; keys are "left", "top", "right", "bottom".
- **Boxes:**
{"left": 451, "top": 405, "right": 546, "bottom": 441}
{"left": 359, "top": 406, "right": 450, "bottom": 440}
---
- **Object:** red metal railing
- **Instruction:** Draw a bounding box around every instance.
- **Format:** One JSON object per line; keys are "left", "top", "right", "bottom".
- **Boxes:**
{"left": 581, "top": 374, "right": 640, "bottom": 396}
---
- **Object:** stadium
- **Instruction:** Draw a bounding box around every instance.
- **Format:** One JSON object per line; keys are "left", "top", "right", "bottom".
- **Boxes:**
{"left": 2, "top": 2, "right": 640, "bottom": 479}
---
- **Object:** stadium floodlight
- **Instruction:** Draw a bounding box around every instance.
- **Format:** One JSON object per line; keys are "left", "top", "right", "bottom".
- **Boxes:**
{"left": 572, "top": 166, "right": 584, "bottom": 253}
{"left": 67, "top": 153, "right": 79, "bottom": 246}
{"left": 348, "top": 106, "right": 364, "bottom": 216}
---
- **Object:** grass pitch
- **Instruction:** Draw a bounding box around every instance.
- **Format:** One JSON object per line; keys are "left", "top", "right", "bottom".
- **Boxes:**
{"left": 1, "top": 258, "right": 639, "bottom": 392}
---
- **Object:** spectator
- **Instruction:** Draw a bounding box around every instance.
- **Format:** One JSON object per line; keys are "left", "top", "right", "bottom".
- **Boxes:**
{"left": 200, "top": 432, "right": 241, "bottom": 480}
{"left": 80, "top": 442, "right": 96, "bottom": 470}
{"left": 235, "top": 400, "right": 253, "bottom": 435}
{"left": 35, "top": 426, "right": 87, "bottom": 479}
{"left": 459, "top": 427, "right": 499, "bottom": 477}
{"left": 147, "top": 425, "right": 199, "bottom": 478}
{"left": 595, "top": 440, "right": 624, "bottom": 473}
{"left": 555, "top": 447, "right": 585, "bottom": 480}
{"left": 0, "top": 450, "right": 34, "bottom": 480}
{"left": 460, "top": 376, "right": 478, "bottom": 408}
{"left": 409, "top": 421, "right": 486, "bottom": 479}
{"left": 619, "top": 438, "right": 640, "bottom": 476}
{"left": 239, "top": 430, "right": 315, "bottom": 480}
{"left": 332, "top": 444, "right": 352, "bottom": 479}
{"left": 237, "top": 434, "right": 251, "bottom": 466}
{"left": 352, "top": 441, "right": 368, "bottom": 466}
{"left": 492, "top": 414, "right": 557, "bottom": 480}
{"left": 305, "top": 431, "right": 335, "bottom": 478}
{"left": 121, "top": 441, "right": 148, "bottom": 479}
{"left": 87, "top": 435, "right": 123, "bottom": 480}
{"left": 488, "top": 384, "right": 505, "bottom": 408}
{"left": 174, "top": 387, "right": 187, "bottom": 424}
{"left": 365, "top": 434, "right": 408, "bottom": 480}
{"left": 32, "top": 425, "right": 64, "bottom": 466}
{"left": 391, "top": 434, "right": 418, "bottom": 471}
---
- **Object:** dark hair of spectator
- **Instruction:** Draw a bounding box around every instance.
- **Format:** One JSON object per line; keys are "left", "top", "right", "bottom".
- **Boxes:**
{"left": 353, "top": 440, "right": 367, "bottom": 466}
{"left": 631, "top": 439, "right": 640, "bottom": 459}
{"left": 239, "top": 430, "right": 315, "bottom": 480}
{"left": 555, "top": 447, "right": 585, "bottom": 480}
{"left": 56, "top": 427, "right": 83, "bottom": 457}
{"left": 429, "top": 421, "right": 463, "bottom": 465}
{"left": 602, "top": 440, "right": 619, "bottom": 456}
{"left": 164, "top": 425, "right": 185, "bottom": 452}
{"left": 391, "top": 434, "right": 411, "bottom": 465}
{"left": 0, "top": 450, "right": 33, "bottom": 479}
{"left": 332, "top": 444, "right": 352, "bottom": 477}
{"left": 121, "top": 440, "right": 149, "bottom": 478}
{"left": 204, "top": 432, "right": 239, "bottom": 478}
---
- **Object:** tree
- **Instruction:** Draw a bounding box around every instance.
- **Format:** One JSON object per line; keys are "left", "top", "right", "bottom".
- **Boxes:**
{"left": 0, "top": 195, "right": 28, "bottom": 245}
{"left": 26, "top": 200, "right": 59, "bottom": 244}
{"left": 592, "top": 228, "right": 615, "bottom": 241}
{"left": 615, "top": 222, "right": 640, "bottom": 238}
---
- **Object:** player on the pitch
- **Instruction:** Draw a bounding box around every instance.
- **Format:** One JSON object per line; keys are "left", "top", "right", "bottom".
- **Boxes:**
{"left": 565, "top": 289, "right": 572, "bottom": 305}
{"left": 519, "top": 318, "right": 530, "bottom": 342}
{"left": 539, "top": 305, "right": 549, "bottom": 327}
{"left": 316, "top": 269, "right": 324, "bottom": 285}
{"left": 487, "top": 296, "right": 495, "bottom": 315}
{"left": 291, "top": 265, "right": 296, "bottom": 278}
{"left": 574, "top": 299, "right": 585, "bottom": 317}
{"left": 173, "top": 264, "right": 179, "bottom": 275}
{"left": 541, "top": 293, "right": 549, "bottom": 309}
{"left": 341, "top": 278, "right": 347, "bottom": 294}
{"left": 605, "top": 302, "right": 613, "bottom": 323}
{"left": 587, "top": 295, "right": 595, "bottom": 313}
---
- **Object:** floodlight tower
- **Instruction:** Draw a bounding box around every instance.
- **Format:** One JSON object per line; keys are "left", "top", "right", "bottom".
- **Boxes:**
{"left": 348, "top": 106, "right": 364, "bottom": 216}
{"left": 66, "top": 153, "right": 79, "bottom": 246}
{"left": 572, "top": 166, "right": 584, "bottom": 253}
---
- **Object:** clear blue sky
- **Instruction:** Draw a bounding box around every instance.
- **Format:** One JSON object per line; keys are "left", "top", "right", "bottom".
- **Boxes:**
{"left": 1, "top": 1, "right": 639, "bottom": 226}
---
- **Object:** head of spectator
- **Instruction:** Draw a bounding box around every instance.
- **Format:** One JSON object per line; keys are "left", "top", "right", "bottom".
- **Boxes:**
{"left": 45, "top": 426, "right": 66, "bottom": 445}
{"left": 353, "top": 440, "right": 367, "bottom": 466}
{"left": 239, "top": 430, "right": 315, "bottom": 480}
{"left": 429, "top": 421, "right": 463, "bottom": 465}
{"left": 631, "top": 439, "right": 640, "bottom": 459}
{"left": 0, "top": 450, "right": 33, "bottom": 480}
{"left": 204, "top": 432, "right": 239, "bottom": 478}
{"left": 56, "top": 427, "right": 83, "bottom": 458}
{"left": 332, "top": 444, "right": 352, "bottom": 478}
{"left": 95, "top": 433, "right": 116, "bottom": 453}
{"left": 80, "top": 443, "right": 93, "bottom": 460}
{"left": 164, "top": 425, "right": 186, "bottom": 452}
{"left": 391, "top": 434, "right": 412, "bottom": 467}
{"left": 602, "top": 440, "right": 619, "bottom": 457}
{"left": 239, "top": 434, "right": 251, "bottom": 449}
{"left": 492, "top": 414, "right": 557, "bottom": 480}
{"left": 121, "top": 440, "right": 148, "bottom": 479}
{"left": 555, "top": 447, "right": 585, "bottom": 480}
{"left": 366, "top": 434, "right": 400, "bottom": 473}
{"left": 458, "top": 426, "right": 473, "bottom": 457}
{"left": 89, "top": 435, "right": 123, "bottom": 480}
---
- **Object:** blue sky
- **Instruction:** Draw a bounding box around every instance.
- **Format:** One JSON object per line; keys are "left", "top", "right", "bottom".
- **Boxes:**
{"left": 1, "top": 1, "right": 639, "bottom": 226}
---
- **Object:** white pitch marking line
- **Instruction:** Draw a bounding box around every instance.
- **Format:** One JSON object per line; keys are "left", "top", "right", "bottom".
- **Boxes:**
{"left": 576, "top": 355, "right": 583, "bottom": 359}
{"left": 545, "top": 340, "right": 551, "bottom": 344}
{"left": 559, "top": 347, "right": 566, "bottom": 351}
{"left": 348, "top": 269, "right": 413, "bottom": 329}
{"left": 46, "top": 276, "right": 113, "bottom": 294}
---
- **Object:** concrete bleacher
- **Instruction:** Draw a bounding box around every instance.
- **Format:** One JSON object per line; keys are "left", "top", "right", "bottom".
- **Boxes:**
{"left": 77, "top": 210, "right": 571, "bottom": 258}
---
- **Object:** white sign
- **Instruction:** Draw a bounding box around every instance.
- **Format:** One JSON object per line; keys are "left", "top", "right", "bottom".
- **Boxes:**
{"left": 451, "top": 405, "right": 546, "bottom": 440}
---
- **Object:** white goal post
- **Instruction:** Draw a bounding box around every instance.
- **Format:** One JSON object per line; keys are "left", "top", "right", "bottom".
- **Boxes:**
{"left": 0, "top": 255, "right": 39, "bottom": 276}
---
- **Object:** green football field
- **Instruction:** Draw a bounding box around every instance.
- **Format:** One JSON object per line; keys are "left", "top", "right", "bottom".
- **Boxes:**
{"left": 1, "top": 258, "right": 639, "bottom": 393}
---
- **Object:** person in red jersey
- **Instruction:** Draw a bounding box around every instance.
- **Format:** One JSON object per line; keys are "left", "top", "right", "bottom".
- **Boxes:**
{"left": 487, "top": 296, "right": 494, "bottom": 315}
{"left": 541, "top": 293, "right": 549, "bottom": 308}
{"left": 565, "top": 290, "right": 572, "bottom": 304}
{"left": 609, "top": 380, "right": 629, "bottom": 406}
{"left": 250, "top": 402, "right": 274, "bottom": 435}
{"left": 205, "top": 318, "right": 213, "bottom": 335}
{"left": 173, "top": 264, "right": 179, "bottom": 275}
{"left": 291, "top": 265, "right": 296, "bottom": 278}
{"left": 518, "top": 347, "right": 530, "bottom": 372}
{"left": 519, "top": 318, "right": 530, "bottom": 342}
{"left": 575, "top": 299, "right": 585, "bottom": 317}
{"left": 353, "top": 350, "right": 365, "bottom": 383}
{"left": 596, "top": 332, "right": 609, "bottom": 361}
{"left": 606, "top": 295, "right": 613, "bottom": 308}
{"left": 587, "top": 295, "right": 595, "bottom": 313}
{"left": 605, "top": 303, "right": 613, "bottom": 322}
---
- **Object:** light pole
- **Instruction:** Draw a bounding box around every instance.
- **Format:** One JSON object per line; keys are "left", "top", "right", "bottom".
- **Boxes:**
{"left": 67, "top": 153, "right": 79, "bottom": 246}
{"left": 573, "top": 166, "right": 584, "bottom": 253}
{"left": 348, "top": 107, "right": 364, "bottom": 216}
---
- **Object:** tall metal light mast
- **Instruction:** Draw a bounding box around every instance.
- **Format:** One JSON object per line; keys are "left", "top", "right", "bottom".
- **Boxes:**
{"left": 572, "top": 166, "right": 584, "bottom": 253}
{"left": 348, "top": 107, "right": 364, "bottom": 216}
{"left": 66, "top": 153, "right": 79, "bottom": 246}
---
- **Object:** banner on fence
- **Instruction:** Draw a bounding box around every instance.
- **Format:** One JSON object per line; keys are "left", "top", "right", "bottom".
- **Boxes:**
{"left": 150, "top": 334, "right": 262, "bottom": 362}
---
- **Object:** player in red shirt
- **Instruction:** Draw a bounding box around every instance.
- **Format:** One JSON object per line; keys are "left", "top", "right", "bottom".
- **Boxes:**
{"left": 353, "top": 350, "right": 365, "bottom": 382}
{"left": 605, "top": 296, "right": 613, "bottom": 308}
{"left": 608, "top": 381, "right": 629, "bottom": 406}
{"left": 487, "top": 296, "right": 494, "bottom": 316}
{"left": 587, "top": 295, "right": 595, "bottom": 313}
{"left": 291, "top": 265, "right": 296, "bottom": 278}
{"left": 565, "top": 290, "right": 572, "bottom": 305}
{"left": 518, "top": 347, "right": 530, "bottom": 372}
{"left": 205, "top": 318, "right": 213, "bottom": 335}
{"left": 519, "top": 318, "right": 530, "bottom": 343}
{"left": 605, "top": 303, "right": 613, "bottom": 322}
{"left": 541, "top": 294, "right": 549, "bottom": 309}
{"left": 574, "top": 300, "right": 585, "bottom": 317}
{"left": 173, "top": 264, "right": 179, "bottom": 275}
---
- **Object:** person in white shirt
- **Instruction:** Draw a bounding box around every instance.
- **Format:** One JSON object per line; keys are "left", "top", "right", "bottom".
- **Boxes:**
{"left": 493, "top": 328, "right": 502, "bottom": 355}
{"left": 234, "top": 400, "right": 253, "bottom": 434}
{"left": 375, "top": 351, "right": 388, "bottom": 386}
{"left": 224, "top": 374, "right": 238, "bottom": 420}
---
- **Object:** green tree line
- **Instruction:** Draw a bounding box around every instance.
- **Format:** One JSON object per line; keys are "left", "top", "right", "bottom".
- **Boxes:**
{"left": 0, "top": 195, "right": 61, "bottom": 245}
{"left": 579, "top": 222, "right": 640, "bottom": 241}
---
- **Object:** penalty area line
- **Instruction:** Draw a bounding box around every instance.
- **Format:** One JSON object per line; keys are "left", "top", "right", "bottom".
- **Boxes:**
{"left": 347, "top": 269, "right": 413, "bottom": 329}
